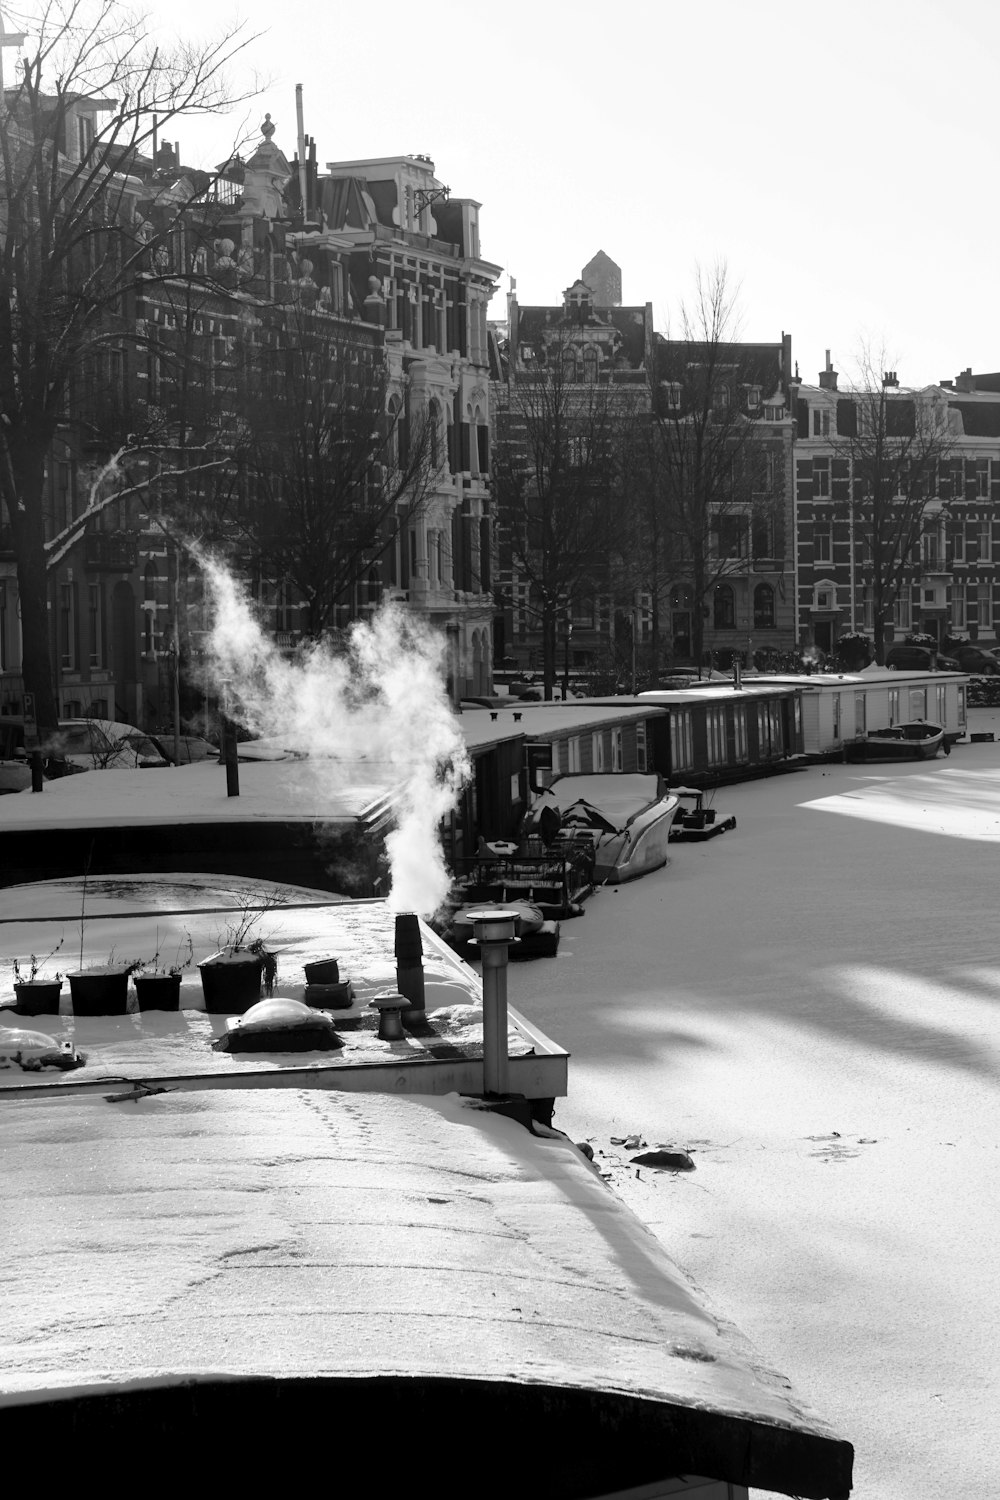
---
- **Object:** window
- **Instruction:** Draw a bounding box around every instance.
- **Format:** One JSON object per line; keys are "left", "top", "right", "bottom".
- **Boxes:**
{"left": 888, "top": 688, "right": 900, "bottom": 726}
{"left": 635, "top": 721, "right": 647, "bottom": 773}
{"left": 753, "top": 583, "right": 775, "bottom": 629}
{"left": 936, "top": 684, "right": 947, "bottom": 724}
{"left": 752, "top": 515, "right": 774, "bottom": 559}
{"left": 813, "top": 457, "right": 831, "bottom": 497}
{"left": 909, "top": 687, "right": 927, "bottom": 719}
{"left": 980, "top": 524, "right": 992, "bottom": 564}
{"left": 978, "top": 583, "right": 992, "bottom": 635}
{"left": 894, "top": 594, "right": 912, "bottom": 631}
{"left": 952, "top": 590, "right": 966, "bottom": 631}
{"left": 733, "top": 705, "right": 748, "bottom": 762}
{"left": 814, "top": 521, "right": 832, "bottom": 563}
{"left": 855, "top": 693, "right": 866, "bottom": 735}
{"left": 713, "top": 515, "right": 746, "bottom": 558}
{"left": 567, "top": 736, "right": 581, "bottom": 773}
{"left": 663, "top": 382, "right": 681, "bottom": 411}
{"left": 921, "top": 531, "right": 939, "bottom": 568}
{"left": 59, "top": 582, "right": 77, "bottom": 670}
{"left": 977, "top": 463, "right": 989, "bottom": 499}
{"left": 562, "top": 349, "right": 577, "bottom": 383}
{"left": 706, "top": 707, "right": 726, "bottom": 766}
{"left": 831, "top": 692, "right": 841, "bottom": 741}
{"left": 582, "top": 346, "right": 599, "bottom": 384}
{"left": 713, "top": 583, "right": 735, "bottom": 630}
{"left": 747, "top": 385, "right": 761, "bottom": 411}
{"left": 670, "top": 710, "right": 694, "bottom": 772}
{"left": 88, "top": 584, "right": 104, "bottom": 668}
{"left": 77, "top": 113, "right": 94, "bottom": 160}
{"left": 812, "top": 408, "right": 830, "bottom": 437}
{"left": 950, "top": 525, "right": 966, "bottom": 564}
{"left": 611, "top": 728, "right": 623, "bottom": 772}
{"left": 592, "top": 732, "right": 606, "bottom": 772}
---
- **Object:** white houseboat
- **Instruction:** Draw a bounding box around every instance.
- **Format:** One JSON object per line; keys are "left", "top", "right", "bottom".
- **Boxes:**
{"left": 749, "top": 669, "right": 968, "bottom": 757}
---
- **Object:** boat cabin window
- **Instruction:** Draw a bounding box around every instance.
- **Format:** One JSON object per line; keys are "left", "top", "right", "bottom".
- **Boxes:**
{"left": 935, "top": 684, "right": 947, "bottom": 724}
{"left": 592, "top": 732, "right": 606, "bottom": 772}
{"left": 670, "top": 710, "right": 694, "bottom": 772}
{"left": 611, "top": 728, "right": 623, "bottom": 772}
{"left": 733, "top": 705, "right": 749, "bottom": 762}
{"left": 706, "top": 706, "right": 726, "bottom": 766}
{"left": 855, "top": 693, "right": 867, "bottom": 735}
{"left": 635, "top": 721, "right": 648, "bottom": 772}
{"left": 958, "top": 685, "right": 967, "bottom": 730}
{"left": 566, "top": 736, "right": 581, "bottom": 773}
{"left": 888, "top": 688, "right": 900, "bottom": 727}
{"left": 909, "top": 687, "right": 927, "bottom": 720}
{"left": 831, "top": 693, "right": 841, "bottom": 741}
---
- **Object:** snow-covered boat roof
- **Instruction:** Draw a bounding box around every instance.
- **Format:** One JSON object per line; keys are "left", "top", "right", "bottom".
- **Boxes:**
{"left": 0, "top": 1085, "right": 853, "bottom": 1497}
{"left": 0, "top": 876, "right": 567, "bottom": 1104}
{"left": 458, "top": 700, "right": 652, "bottom": 751}
{"left": 0, "top": 758, "right": 391, "bottom": 832}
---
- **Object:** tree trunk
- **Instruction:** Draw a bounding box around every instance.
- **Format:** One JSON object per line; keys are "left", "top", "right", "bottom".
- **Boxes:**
{"left": 7, "top": 458, "right": 60, "bottom": 736}
{"left": 541, "top": 610, "right": 558, "bottom": 700}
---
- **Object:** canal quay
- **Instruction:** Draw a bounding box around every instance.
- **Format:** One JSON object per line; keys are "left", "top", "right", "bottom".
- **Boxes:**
{"left": 515, "top": 708, "right": 1000, "bottom": 1500}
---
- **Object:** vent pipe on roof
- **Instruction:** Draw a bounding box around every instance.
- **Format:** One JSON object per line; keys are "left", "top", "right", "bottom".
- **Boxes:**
{"left": 394, "top": 913, "right": 425, "bottom": 1013}
{"left": 467, "top": 909, "right": 518, "bottom": 1095}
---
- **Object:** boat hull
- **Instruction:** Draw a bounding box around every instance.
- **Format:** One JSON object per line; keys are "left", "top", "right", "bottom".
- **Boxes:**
{"left": 845, "top": 721, "right": 946, "bottom": 762}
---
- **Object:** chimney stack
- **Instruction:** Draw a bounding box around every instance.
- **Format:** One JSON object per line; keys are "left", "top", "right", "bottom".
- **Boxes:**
{"left": 955, "top": 367, "right": 976, "bottom": 394}
{"left": 394, "top": 913, "right": 425, "bottom": 1012}
{"left": 818, "top": 350, "right": 838, "bottom": 391}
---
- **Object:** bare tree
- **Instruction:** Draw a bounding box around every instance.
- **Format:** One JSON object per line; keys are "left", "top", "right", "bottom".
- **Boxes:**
{"left": 228, "top": 305, "right": 438, "bottom": 639}
{"left": 645, "top": 263, "right": 785, "bottom": 670}
{"left": 0, "top": 0, "right": 260, "bottom": 734}
{"left": 832, "top": 347, "right": 955, "bottom": 664}
{"left": 492, "top": 343, "right": 639, "bottom": 699}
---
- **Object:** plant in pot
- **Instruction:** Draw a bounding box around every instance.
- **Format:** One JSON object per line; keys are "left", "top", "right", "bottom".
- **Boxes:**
{"left": 67, "top": 952, "right": 143, "bottom": 1017}
{"left": 199, "top": 891, "right": 281, "bottom": 1016}
{"left": 12, "top": 939, "right": 65, "bottom": 1016}
{"left": 134, "top": 931, "right": 194, "bottom": 1013}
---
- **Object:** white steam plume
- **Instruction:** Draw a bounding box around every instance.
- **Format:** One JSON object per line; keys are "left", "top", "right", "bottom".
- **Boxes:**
{"left": 201, "top": 559, "right": 469, "bottom": 916}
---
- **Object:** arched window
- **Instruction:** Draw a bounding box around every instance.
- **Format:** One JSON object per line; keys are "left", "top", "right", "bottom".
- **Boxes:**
{"left": 144, "top": 560, "right": 158, "bottom": 603}
{"left": 582, "top": 345, "right": 599, "bottom": 384}
{"left": 713, "top": 583, "right": 735, "bottom": 630}
{"left": 754, "top": 583, "right": 775, "bottom": 629}
{"left": 561, "top": 348, "right": 577, "bottom": 384}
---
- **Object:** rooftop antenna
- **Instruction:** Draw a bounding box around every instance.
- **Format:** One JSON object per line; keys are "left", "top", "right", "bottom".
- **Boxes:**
{"left": 295, "top": 83, "right": 308, "bottom": 223}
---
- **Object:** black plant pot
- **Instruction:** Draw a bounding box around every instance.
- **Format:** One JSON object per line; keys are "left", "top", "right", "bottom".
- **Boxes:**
{"left": 68, "top": 970, "right": 130, "bottom": 1017}
{"left": 199, "top": 953, "right": 265, "bottom": 1015}
{"left": 134, "top": 974, "right": 182, "bottom": 1012}
{"left": 303, "top": 958, "right": 340, "bottom": 985}
{"left": 14, "top": 980, "right": 63, "bottom": 1017}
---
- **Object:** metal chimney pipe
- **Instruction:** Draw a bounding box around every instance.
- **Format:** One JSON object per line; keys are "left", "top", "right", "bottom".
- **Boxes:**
{"left": 467, "top": 909, "right": 519, "bottom": 1095}
{"left": 394, "top": 912, "right": 425, "bottom": 1012}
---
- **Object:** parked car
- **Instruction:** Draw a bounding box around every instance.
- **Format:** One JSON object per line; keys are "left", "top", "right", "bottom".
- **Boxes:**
{"left": 945, "top": 644, "right": 1000, "bottom": 676}
{"left": 885, "top": 644, "right": 962, "bottom": 672}
{"left": 0, "top": 716, "right": 173, "bottom": 778}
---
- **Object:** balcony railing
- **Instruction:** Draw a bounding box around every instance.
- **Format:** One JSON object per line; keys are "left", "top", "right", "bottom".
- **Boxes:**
{"left": 83, "top": 533, "right": 139, "bottom": 570}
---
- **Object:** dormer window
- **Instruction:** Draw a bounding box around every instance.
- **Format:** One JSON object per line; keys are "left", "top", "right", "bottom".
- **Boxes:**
{"left": 77, "top": 113, "right": 94, "bottom": 161}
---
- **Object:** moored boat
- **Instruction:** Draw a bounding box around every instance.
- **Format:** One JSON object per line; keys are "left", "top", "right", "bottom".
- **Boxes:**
{"left": 845, "top": 720, "right": 947, "bottom": 762}
{"left": 523, "top": 773, "right": 680, "bottom": 885}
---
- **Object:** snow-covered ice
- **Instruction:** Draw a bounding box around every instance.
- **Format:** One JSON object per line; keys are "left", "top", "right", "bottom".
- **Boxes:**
{"left": 513, "top": 709, "right": 1000, "bottom": 1500}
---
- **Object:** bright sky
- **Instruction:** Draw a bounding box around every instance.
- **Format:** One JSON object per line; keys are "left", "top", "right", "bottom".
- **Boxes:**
{"left": 13, "top": 0, "right": 998, "bottom": 385}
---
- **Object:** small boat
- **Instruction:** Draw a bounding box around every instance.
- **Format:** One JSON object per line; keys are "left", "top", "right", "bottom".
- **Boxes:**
{"left": 523, "top": 773, "right": 680, "bottom": 885}
{"left": 447, "top": 900, "right": 561, "bottom": 960}
{"left": 669, "top": 786, "right": 738, "bottom": 841}
{"left": 845, "top": 720, "right": 948, "bottom": 762}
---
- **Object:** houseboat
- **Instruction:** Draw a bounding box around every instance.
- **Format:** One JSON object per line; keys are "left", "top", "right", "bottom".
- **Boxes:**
{"left": 748, "top": 669, "right": 968, "bottom": 758}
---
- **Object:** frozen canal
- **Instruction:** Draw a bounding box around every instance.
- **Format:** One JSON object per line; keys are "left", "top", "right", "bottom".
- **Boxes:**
{"left": 515, "top": 712, "right": 1000, "bottom": 1500}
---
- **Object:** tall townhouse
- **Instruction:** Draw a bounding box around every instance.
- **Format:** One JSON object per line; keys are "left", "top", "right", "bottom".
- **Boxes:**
{"left": 794, "top": 359, "right": 1000, "bottom": 656}
{"left": 298, "top": 150, "right": 503, "bottom": 697}
{"left": 492, "top": 263, "right": 655, "bottom": 678}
